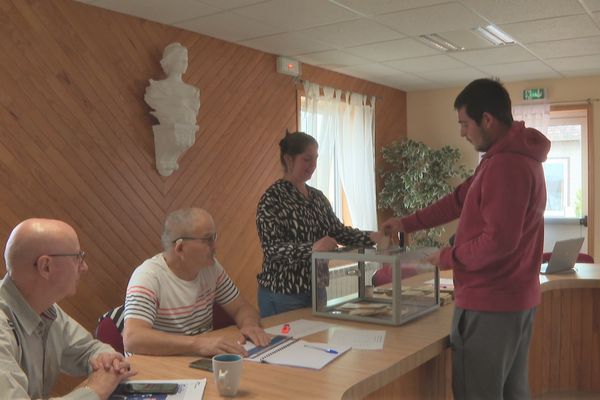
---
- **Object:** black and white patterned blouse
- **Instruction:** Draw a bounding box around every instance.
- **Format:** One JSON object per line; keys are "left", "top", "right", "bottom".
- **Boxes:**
{"left": 256, "top": 179, "right": 373, "bottom": 294}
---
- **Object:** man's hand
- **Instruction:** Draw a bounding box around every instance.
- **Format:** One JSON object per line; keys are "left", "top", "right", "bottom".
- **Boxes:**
{"left": 425, "top": 249, "right": 453, "bottom": 270}
{"left": 90, "top": 352, "right": 129, "bottom": 374}
{"left": 380, "top": 217, "right": 404, "bottom": 237}
{"left": 86, "top": 360, "right": 137, "bottom": 400}
{"left": 193, "top": 336, "right": 248, "bottom": 357}
{"left": 239, "top": 325, "right": 271, "bottom": 347}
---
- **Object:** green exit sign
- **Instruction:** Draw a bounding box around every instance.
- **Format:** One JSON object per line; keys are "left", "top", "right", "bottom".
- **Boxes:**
{"left": 523, "top": 88, "right": 546, "bottom": 100}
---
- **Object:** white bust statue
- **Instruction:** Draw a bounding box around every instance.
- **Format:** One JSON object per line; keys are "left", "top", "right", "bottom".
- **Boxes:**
{"left": 144, "top": 43, "right": 201, "bottom": 176}
{"left": 145, "top": 43, "right": 200, "bottom": 125}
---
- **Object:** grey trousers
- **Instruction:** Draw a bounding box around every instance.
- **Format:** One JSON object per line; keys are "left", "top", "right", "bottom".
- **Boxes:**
{"left": 450, "top": 306, "right": 537, "bottom": 400}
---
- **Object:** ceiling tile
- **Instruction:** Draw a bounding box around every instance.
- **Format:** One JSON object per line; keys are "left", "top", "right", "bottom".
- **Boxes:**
{"left": 385, "top": 55, "right": 467, "bottom": 73}
{"left": 332, "top": 0, "right": 449, "bottom": 16}
{"left": 89, "top": 0, "right": 219, "bottom": 24}
{"left": 301, "top": 18, "right": 404, "bottom": 48}
{"left": 501, "top": 14, "right": 600, "bottom": 43}
{"left": 527, "top": 36, "right": 600, "bottom": 59}
{"left": 451, "top": 45, "right": 536, "bottom": 66}
{"left": 197, "top": 0, "right": 265, "bottom": 10}
{"left": 479, "top": 60, "right": 558, "bottom": 76}
{"left": 377, "top": 3, "right": 487, "bottom": 36}
{"left": 546, "top": 54, "right": 600, "bottom": 71}
{"left": 415, "top": 67, "right": 487, "bottom": 82}
{"left": 344, "top": 38, "right": 439, "bottom": 62}
{"left": 233, "top": 0, "right": 359, "bottom": 30}
{"left": 239, "top": 32, "right": 333, "bottom": 56}
{"left": 175, "top": 11, "right": 282, "bottom": 42}
{"left": 460, "top": 0, "right": 586, "bottom": 24}
{"left": 333, "top": 63, "right": 404, "bottom": 78}
{"left": 582, "top": 0, "right": 600, "bottom": 11}
{"left": 373, "top": 74, "right": 438, "bottom": 91}
{"left": 296, "top": 50, "right": 369, "bottom": 68}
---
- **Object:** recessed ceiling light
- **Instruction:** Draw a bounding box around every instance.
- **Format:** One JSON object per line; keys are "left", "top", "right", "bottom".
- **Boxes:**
{"left": 419, "top": 34, "right": 465, "bottom": 51}
{"left": 475, "top": 25, "right": 515, "bottom": 46}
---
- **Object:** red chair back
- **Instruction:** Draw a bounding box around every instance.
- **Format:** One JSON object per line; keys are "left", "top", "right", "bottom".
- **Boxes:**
{"left": 95, "top": 305, "right": 125, "bottom": 354}
{"left": 212, "top": 303, "right": 236, "bottom": 330}
{"left": 542, "top": 252, "right": 594, "bottom": 264}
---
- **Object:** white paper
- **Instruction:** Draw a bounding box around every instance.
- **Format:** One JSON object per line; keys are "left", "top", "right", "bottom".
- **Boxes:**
{"left": 265, "top": 318, "right": 333, "bottom": 338}
{"left": 110, "top": 379, "right": 206, "bottom": 400}
{"left": 329, "top": 328, "right": 386, "bottom": 350}
{"left": 425, "top": 278, "right": 454, "bottom": 288}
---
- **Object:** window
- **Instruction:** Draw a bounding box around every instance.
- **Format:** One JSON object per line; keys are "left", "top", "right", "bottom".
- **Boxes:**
{"left": 299, "top": 82, "right": 377, "bottom": 231}
{"left": 544, "top": 111, "right": 586, "bottom": 218}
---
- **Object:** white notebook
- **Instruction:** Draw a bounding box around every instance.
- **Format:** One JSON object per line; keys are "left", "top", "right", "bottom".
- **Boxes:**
{"left": 245, "top": 336, "right": 350, "bottom": 370}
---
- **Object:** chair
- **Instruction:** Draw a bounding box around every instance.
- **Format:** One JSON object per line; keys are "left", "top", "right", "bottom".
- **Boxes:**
{"left": 212, "top": 303, "right": 236, "bottom": 330}
{"left": 95, "top": 305, "right": 125, "bottom": 354}
{"left": 542, "top": 252, "right": 594, "bottom": 264}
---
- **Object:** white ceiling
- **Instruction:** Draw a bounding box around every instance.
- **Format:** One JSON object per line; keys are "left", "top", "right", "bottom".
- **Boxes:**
{"left": 77, "top": 0, "right": 600, "bottom": 91}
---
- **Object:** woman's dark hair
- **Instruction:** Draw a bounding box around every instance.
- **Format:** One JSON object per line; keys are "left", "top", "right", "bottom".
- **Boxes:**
{"left": 279, "top": 131, "right": 318, "bottom": 171}
{"left": 454, "top": 78, "right": 513, "bottom": 127}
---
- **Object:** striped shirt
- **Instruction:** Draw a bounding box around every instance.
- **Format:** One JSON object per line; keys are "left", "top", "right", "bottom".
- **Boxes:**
{"left": 124, "top": 254, "right": 239, "bottom": 335}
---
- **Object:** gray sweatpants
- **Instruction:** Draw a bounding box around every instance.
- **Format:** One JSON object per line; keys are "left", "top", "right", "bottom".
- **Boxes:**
{"left": 450, "top": 306, "right": 537, "bottom": 400}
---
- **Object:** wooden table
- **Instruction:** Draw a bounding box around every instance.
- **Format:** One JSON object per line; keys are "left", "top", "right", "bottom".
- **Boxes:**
{"left": 128, "top": 264, "right": 600, "bottom": 399}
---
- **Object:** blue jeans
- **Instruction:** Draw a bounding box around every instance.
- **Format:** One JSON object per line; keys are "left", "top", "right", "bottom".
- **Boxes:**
{"left": 258, "top": 286, "right": 312, "bottom": 318}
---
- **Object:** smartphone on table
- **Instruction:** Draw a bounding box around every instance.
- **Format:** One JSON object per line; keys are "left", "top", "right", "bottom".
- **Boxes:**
{"left": 189, "top": 357, "right": 213, "bottom": 372}
{"left": 113, "top": 382, "right": 179, "bottom": 395}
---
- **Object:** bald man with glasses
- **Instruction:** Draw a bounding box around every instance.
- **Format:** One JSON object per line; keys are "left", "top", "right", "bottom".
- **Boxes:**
{"left": 0, "top": 218, "right": 135, "bottom": 399}
{"left": 123, "top": 208, "right": 270, "bottom": 357}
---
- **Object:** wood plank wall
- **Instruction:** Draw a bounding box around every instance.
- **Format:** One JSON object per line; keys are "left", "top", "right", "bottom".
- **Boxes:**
{"left": 529, "top": 288, "right": 600, "bottom": 396}
{"left": 0, "top": 0, "right": 407, "bottom": 335}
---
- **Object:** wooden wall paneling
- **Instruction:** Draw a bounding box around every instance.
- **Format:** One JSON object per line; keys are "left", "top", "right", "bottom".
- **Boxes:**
{"left": 579, "top": 289, "right": 592, "bottom": 391}
{"left": 529, "top": 289, "right": 600, "bottom": 396}
{"left": 592, "top": 289, "right": 600, "bottom": 391}
{"left": 1, "top": 2, "right": 408, "bottom": 395}
{"left": 568, "top": 289, "right": 582, "bottom": 389}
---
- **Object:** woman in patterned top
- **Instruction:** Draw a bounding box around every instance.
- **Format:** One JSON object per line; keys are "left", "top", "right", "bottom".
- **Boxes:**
{"left": 256, "top": 131, "right": 375, "bottom": 317}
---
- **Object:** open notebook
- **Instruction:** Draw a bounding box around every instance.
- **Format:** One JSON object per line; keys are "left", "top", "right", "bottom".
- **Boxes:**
{"left": 245, "top": 335, "right": 350, "bottom": 370}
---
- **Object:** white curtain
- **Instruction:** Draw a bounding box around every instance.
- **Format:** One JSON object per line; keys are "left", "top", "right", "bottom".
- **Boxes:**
{"left": 301, "top": 81, "right": 377, "bottom": 231}
{"left": 513, "top": 104, "right": 550, "bottom": 134}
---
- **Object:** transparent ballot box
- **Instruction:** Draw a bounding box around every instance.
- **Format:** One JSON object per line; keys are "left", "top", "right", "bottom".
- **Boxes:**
{"left": 311, "top": 247, "right": 440, "bottom": 326}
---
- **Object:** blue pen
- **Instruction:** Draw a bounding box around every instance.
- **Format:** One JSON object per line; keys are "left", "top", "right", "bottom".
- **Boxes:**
{"left": 304, "top": 344, "right": 338, "bottom": 354}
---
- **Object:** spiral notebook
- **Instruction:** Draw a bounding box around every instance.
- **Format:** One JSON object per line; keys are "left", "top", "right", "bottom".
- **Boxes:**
{"left": 244, "top": 335, "right": 350, "bottom": 370}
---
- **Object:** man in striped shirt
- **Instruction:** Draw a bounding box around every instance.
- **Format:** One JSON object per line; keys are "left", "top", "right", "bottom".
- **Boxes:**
{"left": 123, "top": 208, "right": 270, "bottom": 356}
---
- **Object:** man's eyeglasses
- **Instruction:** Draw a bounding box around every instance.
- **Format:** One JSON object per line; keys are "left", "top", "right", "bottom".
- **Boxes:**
{"left": 172, "top": 233, "right": 217, "bottom": 245}
{"left": 34, "top": 250, "right": 86, "bottom": 266}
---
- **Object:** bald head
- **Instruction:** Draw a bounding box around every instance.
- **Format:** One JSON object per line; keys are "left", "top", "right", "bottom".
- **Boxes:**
{"left": 4, "top": 218, "right": 78, "bottom": 276}
{"left": 161, "top": 208, "right": 214, "bottom": 251}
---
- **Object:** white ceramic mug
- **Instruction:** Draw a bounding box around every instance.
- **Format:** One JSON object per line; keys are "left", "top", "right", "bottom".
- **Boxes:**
{"left": 212, "top": 354, "right": 243, "bottom": 397}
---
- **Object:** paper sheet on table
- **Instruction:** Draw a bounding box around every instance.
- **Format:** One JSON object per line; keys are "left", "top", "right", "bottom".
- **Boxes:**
{"left": 109, "top": 379, "right": 206, "bottom": 400}
{"left": 425, "top": 278, "right": 454, "bottom": 288}
{"left": 329, "top": 328, "right": 386, "bottom": 350}
{"left": 265, "top": 319, "right": 334, "bottom": 338}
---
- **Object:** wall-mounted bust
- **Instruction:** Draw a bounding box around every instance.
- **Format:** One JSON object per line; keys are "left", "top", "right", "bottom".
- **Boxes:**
{"left": 145, "top": 42, "right": 200, "bottom": 126}
{"left": 144, "top": 43, "right": 201, "bottom": 176}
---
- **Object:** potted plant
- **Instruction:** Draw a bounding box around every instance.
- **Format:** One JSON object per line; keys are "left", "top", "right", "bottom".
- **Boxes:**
{"left": 378, "top": 139, "right": 471, "bottom": 247}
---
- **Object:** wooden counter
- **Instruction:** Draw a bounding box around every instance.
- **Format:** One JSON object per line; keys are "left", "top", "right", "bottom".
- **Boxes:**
{"left": 128, "top": 264, "right": 600, "bottom": 399}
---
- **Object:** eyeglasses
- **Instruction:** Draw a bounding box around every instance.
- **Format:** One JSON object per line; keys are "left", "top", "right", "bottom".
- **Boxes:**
{"left": 172, "top": 233, "right": 217, "bottom": 245}
{"left": 34, "top": 250, "right": 86, "bottom": 266}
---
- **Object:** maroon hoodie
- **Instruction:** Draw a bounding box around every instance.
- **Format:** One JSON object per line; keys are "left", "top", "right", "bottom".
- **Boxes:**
{"left": 402, "top": 121, "right": 551, "bottom": 312}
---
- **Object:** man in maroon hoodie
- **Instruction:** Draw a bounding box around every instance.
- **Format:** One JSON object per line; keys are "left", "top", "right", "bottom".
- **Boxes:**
{"left": 380, "top": 78, "right": 550, "bottom": 400}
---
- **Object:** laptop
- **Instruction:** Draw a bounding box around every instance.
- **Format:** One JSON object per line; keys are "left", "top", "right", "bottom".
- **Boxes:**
{"left": 540, "top": 237, "right": 585, "bottom": 275}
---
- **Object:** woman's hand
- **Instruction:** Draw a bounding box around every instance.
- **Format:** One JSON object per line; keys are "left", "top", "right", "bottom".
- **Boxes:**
{"left": 312, "top": 236, "right": 338, "bottom": 251}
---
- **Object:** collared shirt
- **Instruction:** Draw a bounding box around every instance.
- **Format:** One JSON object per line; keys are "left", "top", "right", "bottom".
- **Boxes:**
{"left": 0, "top": 275, "right": 114, "bottom": 399}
